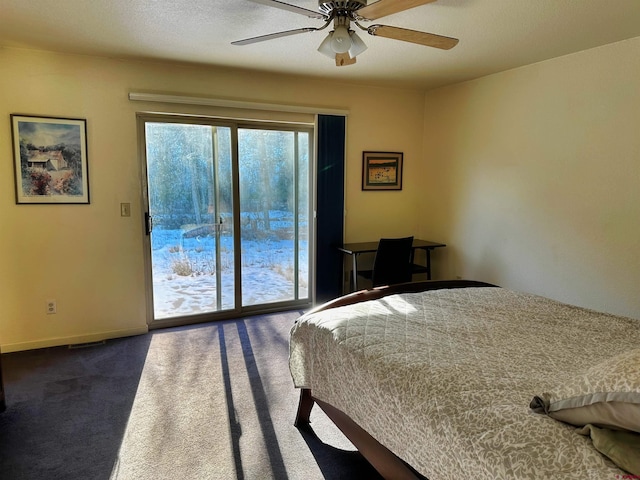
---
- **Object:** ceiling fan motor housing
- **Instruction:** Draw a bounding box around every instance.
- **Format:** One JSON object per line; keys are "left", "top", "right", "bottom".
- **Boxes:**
{"left": 318, "top": 0, "right": 367, "bottom": 17}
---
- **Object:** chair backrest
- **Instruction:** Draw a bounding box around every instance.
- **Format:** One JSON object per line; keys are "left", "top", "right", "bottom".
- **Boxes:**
{"left": 371, "top": 236, "right": 414, "bottom": 287}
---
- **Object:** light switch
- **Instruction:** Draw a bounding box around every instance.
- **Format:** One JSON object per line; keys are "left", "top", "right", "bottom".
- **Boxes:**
{"left": 120, "top": 203, "right": 131, "bottom": 217}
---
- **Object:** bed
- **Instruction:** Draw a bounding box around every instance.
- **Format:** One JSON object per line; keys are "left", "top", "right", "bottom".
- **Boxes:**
{"left": 289, "top": 280, "right": 640, "bottom": 479}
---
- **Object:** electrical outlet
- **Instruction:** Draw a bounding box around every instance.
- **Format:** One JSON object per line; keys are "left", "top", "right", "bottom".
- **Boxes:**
{"left": 46, "top": 299, "right": 57, "bottom": 314}
{"left": 120, "top": 202, "right": 131, "bottom": 217}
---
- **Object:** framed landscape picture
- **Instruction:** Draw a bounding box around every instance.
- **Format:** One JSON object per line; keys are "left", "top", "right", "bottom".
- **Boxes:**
{"left": 362, "top": 151, "right": 403, "bottom": 191}
{"left": 11, "top": 114, "right": 90, "bottom": 204}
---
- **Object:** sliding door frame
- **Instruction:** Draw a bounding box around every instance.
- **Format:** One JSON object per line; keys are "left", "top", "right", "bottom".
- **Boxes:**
{"left": 137, "top": 112, "right": 314, "bottom": 328}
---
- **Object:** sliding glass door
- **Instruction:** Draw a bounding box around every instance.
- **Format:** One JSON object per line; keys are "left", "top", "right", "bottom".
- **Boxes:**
{"left": 238, "top": 127, "right": 309, "bottom": 306}
{"left": 140, "top": 115, "right": 312, "bottom": 323}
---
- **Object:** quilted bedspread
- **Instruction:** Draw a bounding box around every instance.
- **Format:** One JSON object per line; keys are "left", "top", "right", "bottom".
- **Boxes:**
{"left": 289, "top": 287, "right": 640, "bottom": 479}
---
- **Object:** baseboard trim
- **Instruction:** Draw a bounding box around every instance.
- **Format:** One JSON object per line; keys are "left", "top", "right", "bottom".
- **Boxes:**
{"left": 0, "top": 326, "right": 149, "bottom": 353}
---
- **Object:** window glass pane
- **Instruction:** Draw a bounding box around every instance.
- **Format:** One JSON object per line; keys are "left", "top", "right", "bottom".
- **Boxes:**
{"left": 239, "top": 128, "right": 308, "bottom": 306}
{"left": 145, "top": 123, "right": 235, "bottom": 318}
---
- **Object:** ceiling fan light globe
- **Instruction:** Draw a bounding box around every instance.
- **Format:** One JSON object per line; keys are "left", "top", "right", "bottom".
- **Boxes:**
{"left": 317, "top": 33, "right": 336, "bottom": 58}
{"left": 330, "top": 25, "right": 351, "bottom": 54}
{"left": 348, "top": 31, "right": 368, "bottom": 58}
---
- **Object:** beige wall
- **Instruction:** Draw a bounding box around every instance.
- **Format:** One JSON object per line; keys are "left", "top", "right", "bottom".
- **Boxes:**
{"left": 0, "top": 47, "right": 426, "bottom": 352}
{"left": 421, "top": 37, "right": 640, "bottom": 319}
{"left": 3, "top": 36, "right": 638, "bottom": 352}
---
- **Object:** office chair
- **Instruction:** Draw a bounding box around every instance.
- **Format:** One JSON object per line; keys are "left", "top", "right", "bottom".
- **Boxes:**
{"left": 361, "top": 236, "right": 414, "bottom": 287}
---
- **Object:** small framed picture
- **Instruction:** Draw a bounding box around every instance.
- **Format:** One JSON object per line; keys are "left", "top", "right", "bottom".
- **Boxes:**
{"left": 11, "top": 114, "right": 90, "bottom": 204}
{"left": 362, "top": 151, "right": 403, "bottom": 191}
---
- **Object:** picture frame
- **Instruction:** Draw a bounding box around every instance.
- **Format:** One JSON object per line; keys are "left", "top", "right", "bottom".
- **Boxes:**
{"left": 362, "top": 151, "right": 403, "bottom": 191}
{"left": 11, "top": 114, "right": 90, "bottom": 204}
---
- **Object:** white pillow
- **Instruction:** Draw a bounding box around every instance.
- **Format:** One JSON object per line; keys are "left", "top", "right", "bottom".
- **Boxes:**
{"left": 530, "top": 348, "right": 640, "bottom": 433}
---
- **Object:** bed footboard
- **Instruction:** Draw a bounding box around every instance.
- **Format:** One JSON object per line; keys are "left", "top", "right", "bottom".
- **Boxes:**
{"left": 306, "top": 279, "right": 496, "bottom": 316}
{"left": 295, "top": 388, "right": 423, "bottom": 479}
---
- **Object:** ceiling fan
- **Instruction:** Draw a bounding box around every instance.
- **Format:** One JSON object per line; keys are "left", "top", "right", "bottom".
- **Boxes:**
{"left": 231, "top": 0, "right": 459, "bottom": 66}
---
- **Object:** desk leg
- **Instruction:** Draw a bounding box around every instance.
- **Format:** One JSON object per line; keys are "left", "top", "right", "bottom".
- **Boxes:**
{"left": 426, "top": 249, "right": 432, "bottom": 280}
{"left": 352, "top": 254, "right": 359, "bottom": 291}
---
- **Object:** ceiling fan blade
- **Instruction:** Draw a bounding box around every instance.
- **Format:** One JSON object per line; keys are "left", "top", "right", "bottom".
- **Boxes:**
{"left": 368, "top": 25, "right": 458, "bottom": 49}
{"left": 245, "top": 0, "right": 326, "bottom": 19}
{"left": 356, "top": 0, "right": 438, "bottom": 21}
{"left": 232, "top": 27, "right": 318, "bottom": 46}
{"left": 335, "top": 53, "right": 357, "bottom": 66}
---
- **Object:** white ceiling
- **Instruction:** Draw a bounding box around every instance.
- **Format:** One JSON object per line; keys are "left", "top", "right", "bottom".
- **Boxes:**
{"left": 2, "top": 0, "right": 640, "bottom": 90}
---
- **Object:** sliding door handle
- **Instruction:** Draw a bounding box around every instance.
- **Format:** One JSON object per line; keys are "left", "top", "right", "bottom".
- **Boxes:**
{"left": 145, "top": 212, "right": 153, "bottom": 235}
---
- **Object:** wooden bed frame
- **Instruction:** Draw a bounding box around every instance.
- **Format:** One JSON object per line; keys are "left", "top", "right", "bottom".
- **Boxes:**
{"left": 293, "top": 280, "right": 496, "bottom": 479}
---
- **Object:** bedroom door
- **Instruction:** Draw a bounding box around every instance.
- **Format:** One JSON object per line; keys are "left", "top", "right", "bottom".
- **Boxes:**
{"left": 140, "top": 116, "right": 312, "bottom": 323}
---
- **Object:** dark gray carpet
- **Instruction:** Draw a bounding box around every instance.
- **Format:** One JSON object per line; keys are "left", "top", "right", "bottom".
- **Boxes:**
{"left": 0, "top": 312, "right": 383, "bottom": 479}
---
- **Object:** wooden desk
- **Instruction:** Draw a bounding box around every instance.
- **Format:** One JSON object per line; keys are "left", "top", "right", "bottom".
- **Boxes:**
{"left": 338, "top": 239, "right": 446, "bottom": 291}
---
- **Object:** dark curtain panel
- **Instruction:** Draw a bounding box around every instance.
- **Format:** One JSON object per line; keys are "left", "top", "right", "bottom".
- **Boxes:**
{"left": 315, "top": 115, "right": 346, "bottom": 303}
